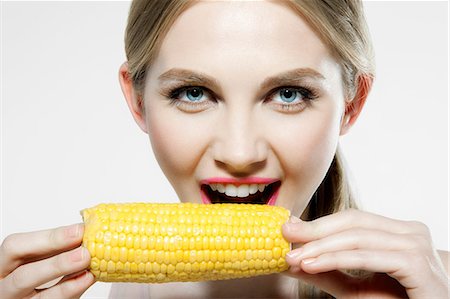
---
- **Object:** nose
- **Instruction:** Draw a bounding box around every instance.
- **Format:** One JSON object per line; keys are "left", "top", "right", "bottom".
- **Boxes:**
{"left": 212, "top": 107, "right": 268, "bottom": 175}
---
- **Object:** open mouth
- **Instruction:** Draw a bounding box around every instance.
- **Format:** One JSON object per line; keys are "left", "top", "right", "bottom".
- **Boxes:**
{"left": 200, "top": 181, "right": 281, "bottom": 205}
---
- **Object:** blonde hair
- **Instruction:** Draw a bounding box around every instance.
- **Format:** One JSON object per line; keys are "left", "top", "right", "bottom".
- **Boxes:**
{"left": 123, "top": 1, "right": 375, "bottom": 295}
{"left": 124, "top": 0, "right": 375, "bottom": 217}
{"left": 124, "top": 0, "right": 193, "bottom": 100}
{"left": 287, "top": 0, "right": 375, "bottom": 221}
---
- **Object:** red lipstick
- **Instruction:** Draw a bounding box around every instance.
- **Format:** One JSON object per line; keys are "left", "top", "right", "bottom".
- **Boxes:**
{"left": 200, "top": 177, "right": 279, "bottom": 185}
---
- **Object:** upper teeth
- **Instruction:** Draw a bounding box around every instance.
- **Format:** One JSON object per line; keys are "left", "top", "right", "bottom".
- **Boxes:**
{"left": 209, "top": 183, "right": 268, "bottom": 197}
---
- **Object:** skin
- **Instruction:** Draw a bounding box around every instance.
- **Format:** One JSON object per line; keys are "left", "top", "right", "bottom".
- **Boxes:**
{"left": 0, "top": 1, "right": 448, "bottom": 298}
{"left": 0, "top": 224, "right": 94, "bottom": 298}
{"left": 118, "top": 1, "right": 450, "bottom": 298}
{"left": 124, "top": 1, "right": 349, "bottom": 217}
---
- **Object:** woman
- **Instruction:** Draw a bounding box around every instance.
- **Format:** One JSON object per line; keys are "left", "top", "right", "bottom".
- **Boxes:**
{"left": 0, "top": 0, "right": 448, "bottom": 298}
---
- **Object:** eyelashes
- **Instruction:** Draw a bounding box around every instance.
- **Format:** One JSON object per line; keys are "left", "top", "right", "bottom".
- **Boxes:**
{"left": 159, "top": 85, "right": 218, "bottom": 112}
{"left": 158, "top": 84, "right": 319, "bottom": 113}
{"left": 267, "top": 86, "right": 318, "bottom": 112}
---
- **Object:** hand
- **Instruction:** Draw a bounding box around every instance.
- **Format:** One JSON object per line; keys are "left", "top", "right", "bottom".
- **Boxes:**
{"left": 0, "top": 224, "right": 95, "bottom": 299}
{"left": 282, "top": 209, "right": 450, "bottom": 298}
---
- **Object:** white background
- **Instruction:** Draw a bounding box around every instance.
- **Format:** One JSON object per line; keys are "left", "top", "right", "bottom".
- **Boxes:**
{"left": 1, "top": 1, "right": 448, "bottom": 298}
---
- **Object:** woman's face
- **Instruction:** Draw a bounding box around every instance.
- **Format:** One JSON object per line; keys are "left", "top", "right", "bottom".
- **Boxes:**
{"left": 140, "top": 1, "right": 346, "bottom": 216}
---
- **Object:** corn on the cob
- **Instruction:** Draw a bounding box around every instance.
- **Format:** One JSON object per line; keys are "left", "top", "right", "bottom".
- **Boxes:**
{"left": 81, "top": 203, "right": 290, "bottom": 283}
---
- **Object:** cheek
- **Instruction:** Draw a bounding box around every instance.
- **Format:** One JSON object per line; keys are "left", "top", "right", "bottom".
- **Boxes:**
{"left": 268, "top": 100, "right": 342, "bottom": 187}
{"left": 296, "top": 113, "right": 340, "bottom": 169}
{"left": 271, "top": 109, "right": 339, "bottom": 173}
{"left": 146, "top": 107, "right": 210, "bottom": 180}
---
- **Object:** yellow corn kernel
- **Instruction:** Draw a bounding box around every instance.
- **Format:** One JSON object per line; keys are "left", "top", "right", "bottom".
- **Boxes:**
{"left": 82, "top": 203, "right": 290, "bottom": 283}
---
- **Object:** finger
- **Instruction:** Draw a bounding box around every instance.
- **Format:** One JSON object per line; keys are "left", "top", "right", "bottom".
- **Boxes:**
{"left": 299, "top": 249, "right": 406, "bottom": 277}
{"left": 34, "top": 269, "right": 89, "bottom": 290}
{"left": 286, "top": 267, "right": 409, "bottom": 299}
{"left": 0, "top": 246, "right": 90, "bottom": 299}
{"left": 283, "top": 209, "right": 417, "bottom": 243}
{"left": 36, "top": 271, "right": 95, "bottom": 299}
{"left": 285, "top": 228, "right": 417, "bottom": 265}
{"left": 284, "top": 266, "right": 356, "bottom": 298}
{"left": 35, "top": 268, "right": 91, "bottom": 290}
{"left": 0, "top": 223, "right": 84, "bottom": 278}
{"left": 300, "top": 249, "right": 448, "bottom": 295}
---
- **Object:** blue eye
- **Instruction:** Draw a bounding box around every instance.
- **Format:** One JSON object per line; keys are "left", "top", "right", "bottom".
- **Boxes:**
{"left": 277, "top": 88, "right": 300, "bottom": 103}
{"left": 185, "top": 87, "right": 204, "bottom": 102}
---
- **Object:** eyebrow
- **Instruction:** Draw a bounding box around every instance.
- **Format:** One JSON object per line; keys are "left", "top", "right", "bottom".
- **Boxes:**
{"left": 157, "top": 67, "right": 325, "bottom": 91}
{"left": 260, "top": 68, "right": 325, "bottom": 90}
{"left": 158, "top": 68, "right": 222, "bottom": 91}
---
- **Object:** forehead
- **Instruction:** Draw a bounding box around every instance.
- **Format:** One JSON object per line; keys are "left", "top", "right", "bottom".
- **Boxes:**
{"left": 151, "top": 0, "right": 337, "bottom": 82}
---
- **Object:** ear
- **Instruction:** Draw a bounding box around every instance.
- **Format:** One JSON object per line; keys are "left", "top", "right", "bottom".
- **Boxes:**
{"left": 118, "top": 62, "right": 148, "bottom": 133}
{"left": 339, "top": 74, "right": 373, "bottom": 135}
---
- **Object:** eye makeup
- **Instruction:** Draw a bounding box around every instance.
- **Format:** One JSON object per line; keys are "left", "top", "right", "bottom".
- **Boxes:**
{"left": 156, "top": 68, "right": 324, "bottom": 113}
{"left": 264, "top": 84, "right": 319, "bottom": 113}
{"left": 159, "top": 84, "right": 218, "bottom": 112}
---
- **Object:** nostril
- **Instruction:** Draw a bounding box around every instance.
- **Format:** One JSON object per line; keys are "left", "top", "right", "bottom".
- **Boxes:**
{"left": 214, "top": 159, "right": 267, "bottom": 176}
{"left": 213, "top": 139, "right": 269, "bottom": 174}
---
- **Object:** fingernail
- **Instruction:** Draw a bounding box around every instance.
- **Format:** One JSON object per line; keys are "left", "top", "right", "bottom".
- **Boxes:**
{"left": 302, "top": 257, "right": 316, "bottom": 265}
{"left": 74, "top": 270, "right": 91, "bottom": 282}
{"left": 81, "top": 247, "right": 89, "bottom": 261}
{"left": 84, "top": 271, "right": 92, "bottom": 281}
{"left": 288, "top": 266, "right": 302, "bottom": 274}
{"left": 70, "top": 247, "right": 83, "bottom": 262}
{"left": 67, "top": 223, "right": 82, "bottom": 238}
{"left": 76, "top": 270, "right": 86, "bottom": 279}
{"left": 283, "top": 216, "right": 302, "bottom": 233}
{"left": 286, "top": 249, "right": 303, "bottom": 261}
{"left": 289, "top": 216, "right": 302, "bottom": 224}
{"left": 80, "top": 271, "right": 90, "bottom": 281}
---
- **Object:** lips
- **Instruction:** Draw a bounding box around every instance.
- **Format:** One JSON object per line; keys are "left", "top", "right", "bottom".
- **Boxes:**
{"left": 200, "top": 177, "right": 281, "bottom": 205}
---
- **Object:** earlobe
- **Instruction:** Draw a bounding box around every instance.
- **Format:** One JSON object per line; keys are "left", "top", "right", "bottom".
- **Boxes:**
{"left": 339, "top": 74, "right": 373, "bottom": 135}
{"left": 118, "top": 62, "right": 148, "bottom": 134}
